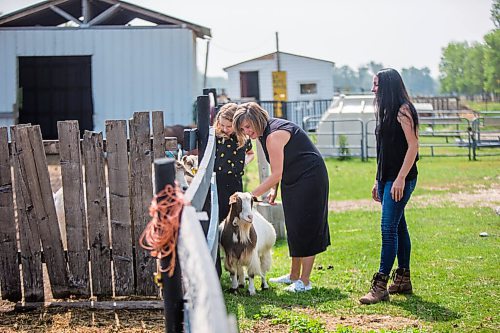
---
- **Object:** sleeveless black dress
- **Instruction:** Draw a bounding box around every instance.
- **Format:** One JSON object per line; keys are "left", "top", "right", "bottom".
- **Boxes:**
{"left": 259, "top": 118, "right": 330, "bottom": 257}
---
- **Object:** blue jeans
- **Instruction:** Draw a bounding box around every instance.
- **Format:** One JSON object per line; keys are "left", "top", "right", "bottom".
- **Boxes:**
{"left": 377, "top": 178, "right": 417, "bottom": 275}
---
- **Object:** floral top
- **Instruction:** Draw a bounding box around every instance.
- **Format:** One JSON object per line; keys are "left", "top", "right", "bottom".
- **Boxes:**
{"left": 215, "top": 134, "right": 252, "bottom": 178}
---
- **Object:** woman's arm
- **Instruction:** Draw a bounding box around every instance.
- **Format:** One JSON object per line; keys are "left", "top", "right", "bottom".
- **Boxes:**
{"left": 391, "top": 105, "right": 419, "bottom": 202}
{"left": 250, "top": 130, "right": 290, "bottom": 200}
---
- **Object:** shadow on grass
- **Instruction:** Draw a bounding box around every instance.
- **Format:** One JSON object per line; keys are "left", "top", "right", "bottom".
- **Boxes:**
{"left": 224, "top": 285, "right": 348, "bottom": 320}
{"left": 391, "top": 294, "right": 461, "bottom": 322}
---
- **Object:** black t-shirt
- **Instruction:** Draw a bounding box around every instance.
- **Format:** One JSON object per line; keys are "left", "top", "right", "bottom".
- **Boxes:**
{"left": 215, "top": 134, "right": 252, "bottom": 178}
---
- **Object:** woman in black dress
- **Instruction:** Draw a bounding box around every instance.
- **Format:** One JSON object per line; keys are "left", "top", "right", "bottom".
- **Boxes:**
{"left": 233, "top": 102, "right": 330, "bottom": 292}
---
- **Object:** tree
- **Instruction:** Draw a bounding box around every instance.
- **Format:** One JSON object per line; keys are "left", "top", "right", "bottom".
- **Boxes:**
{"left": 333, "top": 65, "right": 359, "bottom": 93}
{"left": 463, "top": 43, "right": 485, "bottom": 97}
{"left": 483, "top": 29, "right": 500, "bottom": 96}
{"left": 439, "top": 42, "right": 469, "bottom": 94}
{"left": 401, "top": 67, "right": 437, "bottom": 95}
{"left": 492, "top": 0, "right": 500, "bottom": 28}
{"left": 367, "top": 61, "right": 384, "bottom": 76}
{"left": 357, "top": 66, "right": 373, "bottom": 93}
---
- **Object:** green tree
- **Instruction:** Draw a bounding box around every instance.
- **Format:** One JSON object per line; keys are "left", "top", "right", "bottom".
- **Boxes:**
{"left": 401, "top": 66, "right": 437, "bottom": 95}
{"left": 439, "top": 42, "right": 469, "bottom": 94}
{"left": 462, "top": 43, "right": 485, "bottom": 97}
{"left": 483, "top": 29, "right": 500, "bottom": 95}
{"left": 333, "top": 65, "right": 358, "bottom": 93}
{"left": 492, "top": 0, "right": 500, "bottom": 28}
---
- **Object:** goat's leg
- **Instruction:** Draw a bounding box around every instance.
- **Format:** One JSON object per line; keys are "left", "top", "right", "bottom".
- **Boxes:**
{"left": 237, "top": 266, "right": 245, "bottom": 288}
{"left": 260, "top": 251, "right": 273, "bottom": 290}
{"left": 247, "top": 253, "right": 261, "bottom": 295}
{"left": 224, "top": 257, "right": 239, "bottom": 293}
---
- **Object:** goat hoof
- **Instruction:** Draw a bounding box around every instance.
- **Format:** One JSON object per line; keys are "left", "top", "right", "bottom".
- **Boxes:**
{"left": 228, "top": 288, "right": 239, "bottom": 294}
{"left": 238, "top": 284, "right": 245, "bottom": 289}
{"left": 262, "top": 285, "right": 269, "bottom": 291}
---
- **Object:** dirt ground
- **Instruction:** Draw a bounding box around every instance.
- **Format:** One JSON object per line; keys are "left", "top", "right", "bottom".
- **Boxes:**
{"left": 330, "top": 181, "right": 500, "bottom": 213}
{"left": 0, "top": 167, "right": 496, "bottom": 332}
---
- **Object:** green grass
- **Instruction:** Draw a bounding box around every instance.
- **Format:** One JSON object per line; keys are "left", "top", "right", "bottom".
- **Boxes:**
{"left": 230, "top": 156, "right": 500, "bottom": 332}
{"left": 465, "top": 101, "right": 500, "bottom": 112}
{"left": 244, "top": 156, "right": 500, "bottom": 201}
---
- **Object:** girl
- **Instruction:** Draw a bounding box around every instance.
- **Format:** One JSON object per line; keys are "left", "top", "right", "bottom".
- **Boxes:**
{"left": 214, "top": 103, "right": 255, "bottom": 223}
{"left": 359, "top": 68, "right": 419, "bottom": 304}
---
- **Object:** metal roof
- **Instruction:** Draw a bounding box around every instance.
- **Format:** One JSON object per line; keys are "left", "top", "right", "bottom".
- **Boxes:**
{"left": 223, "top": 51, "right": 335, "bottom": 71}
{"left": 0, "top": 0, "right": 211, "bottom": 38}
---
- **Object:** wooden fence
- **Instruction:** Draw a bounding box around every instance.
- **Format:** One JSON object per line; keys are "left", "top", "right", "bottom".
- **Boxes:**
{"left": 0, "top": 110, "right": 179, "bottom": 302}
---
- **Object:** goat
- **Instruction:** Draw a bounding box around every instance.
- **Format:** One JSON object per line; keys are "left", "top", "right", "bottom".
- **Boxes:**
{"left": 219, "top": 192, "right": 276, "bottom": 295}
{"left": 54, "top": 160, "right": 193, "bottom": 250}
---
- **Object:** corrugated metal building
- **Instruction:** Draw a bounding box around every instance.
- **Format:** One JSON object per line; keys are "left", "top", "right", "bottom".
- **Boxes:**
{"left": 0, "top": 0, "right": 211, "bottom": 139}
{"left": 223, "top": 52, "right": 334, "bottom": 102}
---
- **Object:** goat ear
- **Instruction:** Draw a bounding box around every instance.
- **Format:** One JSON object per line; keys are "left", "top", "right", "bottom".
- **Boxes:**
{"left": 252, "top": 195, "right": 261, "bottom": 203}
{"left": 229, "top": 193, "right": 238, "bottom": 205}
{"left": 182, "top": 155, "right": 188, "bottom": 162}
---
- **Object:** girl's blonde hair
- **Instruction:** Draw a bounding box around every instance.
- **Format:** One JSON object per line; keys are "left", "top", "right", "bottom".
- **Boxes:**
{"left": 233, "top": 102, "right": 270, "bottom": 139}
{"left": 214, "top": 103, "right": 247, "bottom": 148}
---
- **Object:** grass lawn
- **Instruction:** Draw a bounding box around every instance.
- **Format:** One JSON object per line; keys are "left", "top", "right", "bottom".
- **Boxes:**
{"left": 227, "top": 156, "right": 500, "bottom": 332}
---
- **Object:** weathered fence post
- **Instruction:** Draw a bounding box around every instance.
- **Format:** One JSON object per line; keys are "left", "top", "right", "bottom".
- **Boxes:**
{"left": 203, "top": 88, "right": 217, "bottom": 125}
{"left": 0, "top": 127, "right": 21, "bottom": 302}
{"left": 196, "top": 95, "right": 211, "bottom": 237}
{"left": 154, "top": 158, "right": 183, "bottom": 333}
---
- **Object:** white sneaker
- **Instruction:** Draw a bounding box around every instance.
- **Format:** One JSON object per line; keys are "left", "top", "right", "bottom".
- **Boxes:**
{"left": 284, "top": 280, "right": 312, "bottom": 292}
{"left": 269, "top": 274, "right": 297, "bottom": 285}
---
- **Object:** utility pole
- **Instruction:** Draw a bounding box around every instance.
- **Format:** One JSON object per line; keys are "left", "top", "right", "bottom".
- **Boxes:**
{"left": 275, "top": 31, "right": 280, "bottom": 71}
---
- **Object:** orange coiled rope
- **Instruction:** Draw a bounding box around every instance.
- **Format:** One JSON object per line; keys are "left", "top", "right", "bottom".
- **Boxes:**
{"left": 139, "top": 183, "right": 184, "bottom": 277}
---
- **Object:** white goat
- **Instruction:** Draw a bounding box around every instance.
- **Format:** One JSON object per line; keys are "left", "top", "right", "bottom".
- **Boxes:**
{"left": 219, "top": 192, "right": 276, "bottom": 295}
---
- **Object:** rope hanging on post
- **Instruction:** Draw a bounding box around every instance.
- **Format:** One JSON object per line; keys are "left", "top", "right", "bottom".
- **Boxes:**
{"left": 139, "top": 184, "right": 184, "bottom": 277}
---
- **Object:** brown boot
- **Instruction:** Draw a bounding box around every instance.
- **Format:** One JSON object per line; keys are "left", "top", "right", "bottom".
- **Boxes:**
{"left": 388, "top": 268, "right": 412, "bottom": 294}
{"left": 359, "top": 272, "right": 390, "bottom": 304}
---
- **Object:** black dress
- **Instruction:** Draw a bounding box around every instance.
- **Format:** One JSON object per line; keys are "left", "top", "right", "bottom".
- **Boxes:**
{"left": 259, "top": 118, "right": 330, "bottom": 257}
{"left": 215, "top": 134, "right": 252, "bottom": 222}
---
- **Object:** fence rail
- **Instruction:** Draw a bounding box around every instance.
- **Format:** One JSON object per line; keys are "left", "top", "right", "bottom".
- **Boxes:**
{"left": 304, "top": 110, "right": 499, "bottom": 160}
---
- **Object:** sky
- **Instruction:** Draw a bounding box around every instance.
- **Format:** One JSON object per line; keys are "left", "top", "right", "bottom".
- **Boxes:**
{"left": 0, "top": 0, "right": 495, "bottom": 78}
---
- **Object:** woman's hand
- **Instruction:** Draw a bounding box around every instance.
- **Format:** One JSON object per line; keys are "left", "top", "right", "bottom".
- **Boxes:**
{"left": 391, "top": 177, "right": 405, "bottom": 202}
{"left": 266, "top": 188, "right": 278, "bottom": 205}
{"left": 372, "top": 183, "right": 380, "bottom": 202}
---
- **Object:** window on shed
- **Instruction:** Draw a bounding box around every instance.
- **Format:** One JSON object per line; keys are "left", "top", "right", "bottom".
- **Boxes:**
{"left": 300, "top": 83, "right": 317, "bottom": 95}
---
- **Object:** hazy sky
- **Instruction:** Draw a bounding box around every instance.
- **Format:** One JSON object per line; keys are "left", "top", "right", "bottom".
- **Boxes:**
{"left": 0, "top": 0, "right": 495, "bottom": 78}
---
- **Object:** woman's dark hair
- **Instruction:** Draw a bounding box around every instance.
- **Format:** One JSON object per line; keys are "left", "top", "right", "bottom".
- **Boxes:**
{"left": 375, "top": 68, "right": 418, "bottom": 134}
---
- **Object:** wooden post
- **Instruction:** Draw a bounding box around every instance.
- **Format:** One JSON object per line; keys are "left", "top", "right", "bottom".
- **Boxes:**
{"left": 57, "top": 121, "right": 90, "bottom": 297}
{"left": 154, "top": 158, "right": 183, "bottom": 333}
{"left": 0, "top": 127, "right": 21, "bottom": 302}
{"left": 196, "top": 95, "right": 211, "bottom": 237}
{"left": 203, "top": 88, "right": 217, "bottom": 125}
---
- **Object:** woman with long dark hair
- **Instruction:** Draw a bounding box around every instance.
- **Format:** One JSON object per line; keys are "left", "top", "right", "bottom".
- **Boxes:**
{"left": 360, "top": 68, "right": 419, "bottom": 304}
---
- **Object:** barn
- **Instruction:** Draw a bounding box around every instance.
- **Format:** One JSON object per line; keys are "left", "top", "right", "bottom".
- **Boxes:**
{"left": 224, "top": 51, "right": 334, "bottom": 102}
{"left": 0, "top": 0, "right": 211, "bottom": 139}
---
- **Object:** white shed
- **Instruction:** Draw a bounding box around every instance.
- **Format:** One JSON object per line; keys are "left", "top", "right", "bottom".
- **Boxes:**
{"left": 0, "top": 0, "right": 211, "bottom": 139}
{"left": 223, "top": 51, "right": 334, "bottom": 102}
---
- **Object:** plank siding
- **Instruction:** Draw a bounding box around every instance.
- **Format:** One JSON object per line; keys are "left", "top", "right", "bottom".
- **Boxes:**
{"left": 105, "top": 120, "right": 134, "bottom": 296}
{"left": 57, "top": 121, "right": 90, "bottom": 297}
{"left": 28, "top": 125, "right": 69, "bottom": 298}
{"left": 82, "top": 131, "right": 112, "bottom": 297}
{"left": 129, "top": 112, "right": 156, "bottom": 296}
{"left": 10, "top": 125, "right": 44, "bottom": 301}
{"left": 0, "top": 127, "right": 21, "bottom": 302}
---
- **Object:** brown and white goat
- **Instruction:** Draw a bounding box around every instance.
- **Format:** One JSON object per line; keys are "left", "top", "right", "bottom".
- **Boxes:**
{"left": 219, "top": 192, "right": 276, "bottom": 295}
